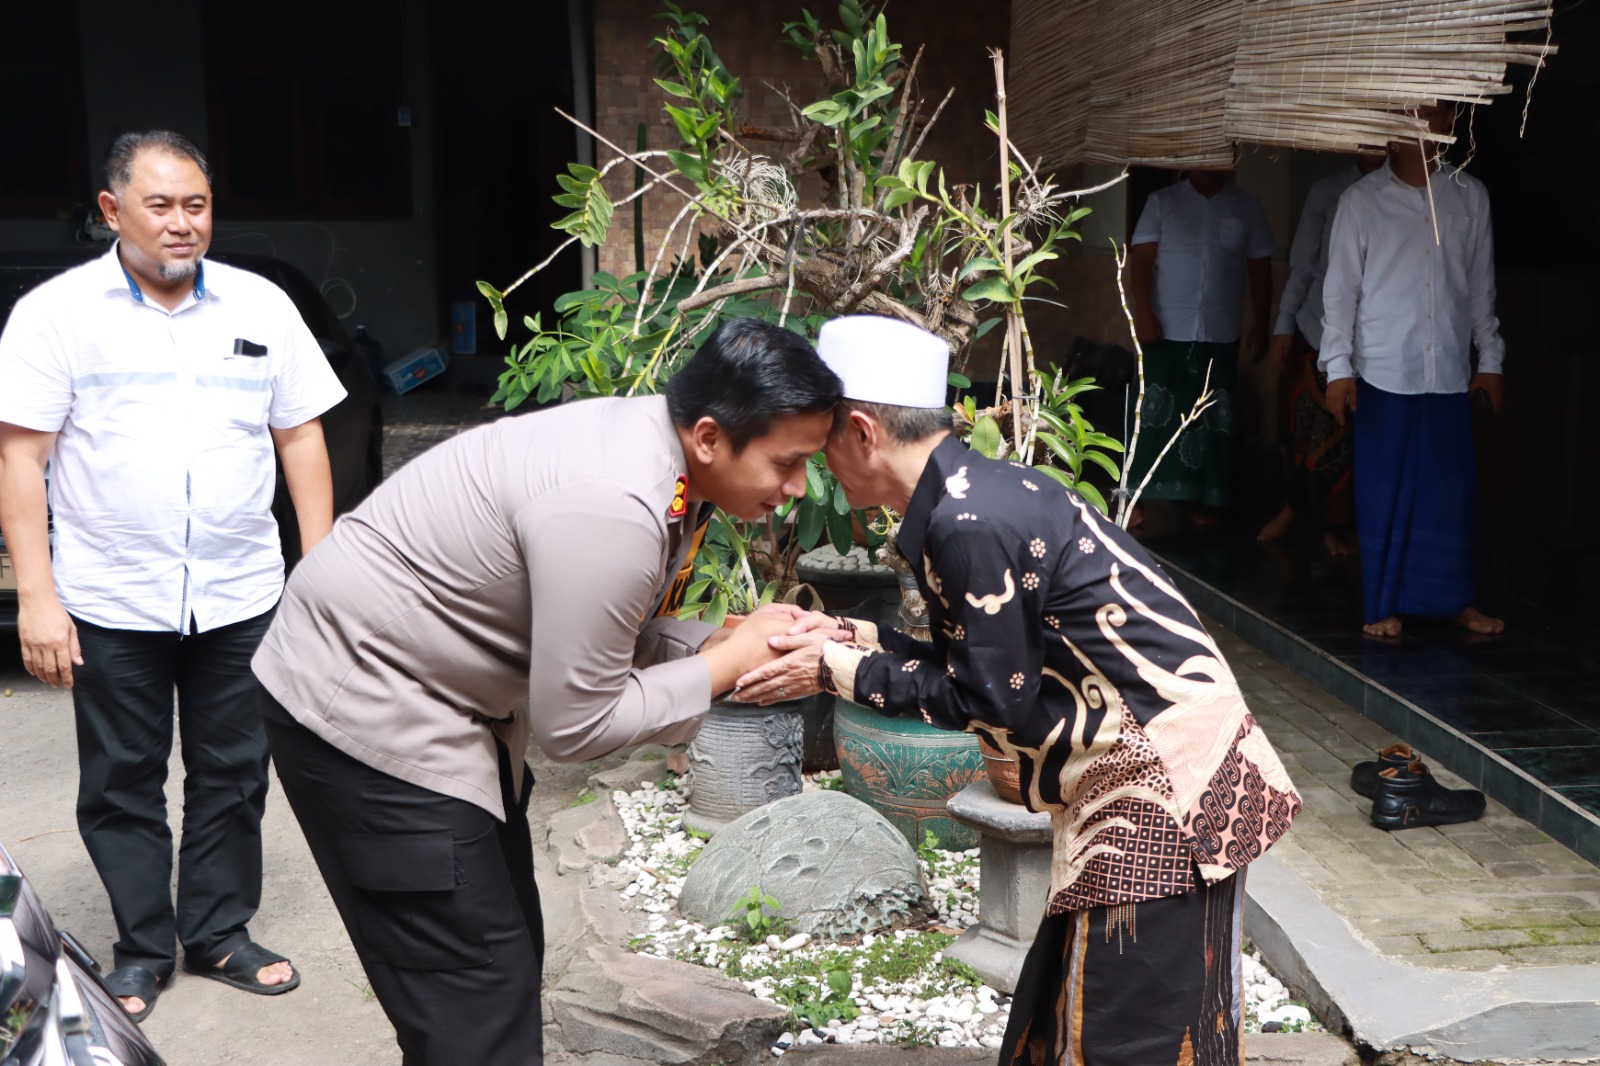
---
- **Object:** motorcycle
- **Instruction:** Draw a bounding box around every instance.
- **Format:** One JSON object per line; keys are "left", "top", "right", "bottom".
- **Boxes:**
{"left": 0, "top": 840, "right": 163, "bottom": 1066}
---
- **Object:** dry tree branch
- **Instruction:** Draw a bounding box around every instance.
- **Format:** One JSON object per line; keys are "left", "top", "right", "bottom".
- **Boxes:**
{"left": 677, "top": 275, "right": 785, "bottom": 312}
{"left": 631, "top": 198, "right": 701, "bottom": 338}
{"left": 554, "top": 108, "right": 789, "bottom": 262}
{"left": 875, "top": 44, "right": 926, "bottom": 208}
{"left": 900, "top": 87, "right": 956, "bottom": 166}
{"left": 1122, "top": 364, "right": 1217, "bottom": 522}
{"left": 1112, "top": 240, "right": 1146, "bottom": 529}
{"left": 832, "top": 205, "right": 929, "bottom": 312}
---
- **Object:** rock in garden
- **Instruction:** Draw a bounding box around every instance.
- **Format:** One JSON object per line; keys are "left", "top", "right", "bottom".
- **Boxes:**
{"left": 679, "top": 790, "right": 935, "bottom": 936}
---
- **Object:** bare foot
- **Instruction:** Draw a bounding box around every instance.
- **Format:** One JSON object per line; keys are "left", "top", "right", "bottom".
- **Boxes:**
{"left": 1455, "top": 606, "right": 1505, "bottom": 635}
{"left": 1323, "top": 530, "right": 1354, "bottom": 557}
{"left": 119, "top": 995, "right": 146, "bottom": 1015}
{"left": 216, "top": 951, "right": 295, "bottom": 989}
{"left": 1363, "top": 616, "right": 1402, "bottom": 638}
{"left": 1187, "top": 506, "right": 1220, "bottom": 530}
{"left": 1128, "top": 503, "right": 1145, "bottom": 531}
{"left": 1256, "top": 504, "right": 1295, "bottom": 543}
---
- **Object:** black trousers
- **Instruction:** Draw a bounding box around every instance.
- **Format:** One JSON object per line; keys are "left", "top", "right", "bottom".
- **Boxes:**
{"left": 70, "top": 609, "right": 276, "bottom": 975}
{"left": 263, "top": 696, "right": 544, "bottom": 1066}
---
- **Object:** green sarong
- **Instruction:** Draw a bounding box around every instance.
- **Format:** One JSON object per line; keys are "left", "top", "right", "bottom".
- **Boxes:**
{"left": 1124, "top": 339, "right": 1238, "bottom": 509}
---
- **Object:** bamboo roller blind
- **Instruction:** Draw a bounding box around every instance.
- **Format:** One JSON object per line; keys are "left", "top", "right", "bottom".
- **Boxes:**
{"left": 1008, "top": 0, "right": 1554, "bottom": 169}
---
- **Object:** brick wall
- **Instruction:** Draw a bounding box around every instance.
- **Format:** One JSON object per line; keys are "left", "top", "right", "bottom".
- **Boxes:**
{"left": 591, "top": 0, "right": 1014, "bottom": 371}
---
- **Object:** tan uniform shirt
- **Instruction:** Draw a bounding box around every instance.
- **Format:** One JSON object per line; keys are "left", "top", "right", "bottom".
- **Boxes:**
{"left": 252, "top": 395, "right": 717, "bottom": 818}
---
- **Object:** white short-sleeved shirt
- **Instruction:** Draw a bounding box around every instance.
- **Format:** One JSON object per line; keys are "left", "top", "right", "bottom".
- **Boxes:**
{"left": 1131, "top": 180, "right": 1275, "bottom": 344}
{"left": 0, "top": 246, "right": 347, "bottom": 632}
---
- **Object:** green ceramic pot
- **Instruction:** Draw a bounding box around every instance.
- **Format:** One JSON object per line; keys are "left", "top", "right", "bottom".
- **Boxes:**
{"left": 833, "top": 699, "right": 984, "bottom": 850}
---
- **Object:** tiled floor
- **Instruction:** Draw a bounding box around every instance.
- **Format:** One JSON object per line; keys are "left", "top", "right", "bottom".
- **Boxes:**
{"left": 1149, "top": 523, "right": 1600, "bottom": 841}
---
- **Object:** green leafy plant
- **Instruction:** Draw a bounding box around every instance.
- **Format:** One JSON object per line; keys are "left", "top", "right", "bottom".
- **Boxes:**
{"left": 917, "top": 828, "right": 942, "bottom": 867}
{"left": 728, "top": 884, "right": 786, "bottom": 943}
{"left": 957, "top": 364, "right": 1125, "bottom": 513}
{"left": 793, "top": 965, "right": 859, "bottom": 1030}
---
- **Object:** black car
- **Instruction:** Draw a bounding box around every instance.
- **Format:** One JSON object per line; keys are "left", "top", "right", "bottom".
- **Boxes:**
{"left": 0, "top": 247, "right": 384, "bottom": 633}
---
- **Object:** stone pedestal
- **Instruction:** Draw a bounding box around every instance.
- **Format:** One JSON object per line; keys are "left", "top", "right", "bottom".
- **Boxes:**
{"left": 944, "top": 779, "right": 1053, "bottom": 994}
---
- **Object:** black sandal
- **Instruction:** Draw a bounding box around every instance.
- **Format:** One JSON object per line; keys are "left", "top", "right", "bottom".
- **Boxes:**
{"left": 104, "top": 965, "right": 165, "bottom": 1023}
{"left": 182, "top": 941, "right": 301, "bottom": 996}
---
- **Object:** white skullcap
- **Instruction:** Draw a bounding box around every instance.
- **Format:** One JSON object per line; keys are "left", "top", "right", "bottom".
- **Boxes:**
{"left": 817, "top": 315, "right": 949, "bottom": 408}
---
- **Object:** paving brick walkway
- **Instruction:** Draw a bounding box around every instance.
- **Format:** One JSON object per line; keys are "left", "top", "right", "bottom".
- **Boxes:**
{"left": 379, "top": 389, "right": 506, "bottom": 477}
{"left": 1215, "top": 623, "right": 1600, "bottom": 972}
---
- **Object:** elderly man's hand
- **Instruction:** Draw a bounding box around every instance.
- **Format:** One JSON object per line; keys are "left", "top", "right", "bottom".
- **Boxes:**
{"left": 731, "top": 632, "right": 834, "bottom": 706}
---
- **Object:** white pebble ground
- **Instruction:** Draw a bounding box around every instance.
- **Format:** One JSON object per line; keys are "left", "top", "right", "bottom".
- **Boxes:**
{"left": 613, "top": 775, "right": 1320, "bottom": 1051}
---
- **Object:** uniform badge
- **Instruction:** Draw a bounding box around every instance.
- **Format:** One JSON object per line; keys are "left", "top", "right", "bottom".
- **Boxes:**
{"left": 669, "top": 475, "right": 689, "bottom": 519}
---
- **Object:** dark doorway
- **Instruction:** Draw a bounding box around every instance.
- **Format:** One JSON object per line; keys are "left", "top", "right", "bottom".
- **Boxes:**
{"left": 429, "top": 0, "right": 587, "bottom": 391}
{"left": 1447, "top": 6, "right": 1600, "bottom": 619}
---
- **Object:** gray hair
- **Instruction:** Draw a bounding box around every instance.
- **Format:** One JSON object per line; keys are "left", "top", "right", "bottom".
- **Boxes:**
{"left": 105, "top": 131, "right": 212, "bottom": 194}
{"left": 833, "top": 399, "right": 953, "bottom": 444}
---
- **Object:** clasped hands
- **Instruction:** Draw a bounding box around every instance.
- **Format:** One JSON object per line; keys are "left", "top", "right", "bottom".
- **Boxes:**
{"left": 707, "top": 603, "right": 853, "bottom": 705}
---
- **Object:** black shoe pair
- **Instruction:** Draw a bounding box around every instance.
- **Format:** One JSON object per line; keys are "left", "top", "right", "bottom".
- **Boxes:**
{"left": 1351, "top": 743, "right": 1486, "bottom": 830}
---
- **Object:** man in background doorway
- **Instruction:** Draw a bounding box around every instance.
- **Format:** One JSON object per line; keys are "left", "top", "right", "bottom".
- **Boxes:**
{"left": 1257, "top": 152, "right": 1385, "bottom": 555}
{"left": 1127, "top": 169, "right": 1274, "bottom": 530}
{"left": 1319, "top": 103, "right": 1506, "bottom": 639}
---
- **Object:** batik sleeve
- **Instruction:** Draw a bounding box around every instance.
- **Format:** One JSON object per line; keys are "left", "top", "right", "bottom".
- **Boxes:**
{"left": 829, "top": 615, "right": 936, "bottom": 660}
{"left": 818, "top": 517, "right": 1050, "bottom": 742}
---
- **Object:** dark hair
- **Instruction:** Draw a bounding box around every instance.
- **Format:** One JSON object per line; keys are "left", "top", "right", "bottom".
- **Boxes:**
{"left": 833, "top": 399, "right": 953, "bottom": 443}
{"left": 666, "top": 318, "right": 843, "bottom": 451}
{"left": 105, "top": 131, "right": 212, "bottom": 194}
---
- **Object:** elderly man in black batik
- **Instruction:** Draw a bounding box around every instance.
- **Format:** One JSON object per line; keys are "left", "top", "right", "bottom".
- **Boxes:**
{"left": 736, "top": 315, "right": 1303, "bottom": 1066}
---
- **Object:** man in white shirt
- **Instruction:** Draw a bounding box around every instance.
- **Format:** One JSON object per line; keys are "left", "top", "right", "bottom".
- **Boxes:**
{"left": 1319, "top": 104, "right": 1505, "bottom": 638}
{"left": 0, "top": 131, "right": 346, "bottom": 1020}
{"left": 1128, "top": 170, "right": 1274, "bottom": 527}
{"left": 1258, "top": 154, "right": 1383, "bottom": 554}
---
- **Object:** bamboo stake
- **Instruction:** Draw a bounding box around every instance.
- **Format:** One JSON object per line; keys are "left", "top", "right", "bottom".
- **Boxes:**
{"left": 992, "top": 49, "right": 1024, "bottom": 454}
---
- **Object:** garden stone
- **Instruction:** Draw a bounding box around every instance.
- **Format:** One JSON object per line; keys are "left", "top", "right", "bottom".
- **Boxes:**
{"left": 679, "top": 790, "right": 936, "bottom": 936}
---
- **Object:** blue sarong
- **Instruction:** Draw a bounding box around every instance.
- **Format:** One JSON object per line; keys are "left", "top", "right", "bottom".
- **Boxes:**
{"left": 1353, "top": 381, "right": 1475, "bottom": 623}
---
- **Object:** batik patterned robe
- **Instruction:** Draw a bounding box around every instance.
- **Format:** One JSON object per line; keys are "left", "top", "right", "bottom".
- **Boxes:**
{"left": 820, "top": 436, "right": 1301, "bottom": 913}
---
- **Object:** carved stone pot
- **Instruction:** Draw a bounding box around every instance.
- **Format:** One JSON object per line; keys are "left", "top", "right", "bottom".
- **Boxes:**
{"left": 684, "top": 698, "right": 809, "bottom": 835}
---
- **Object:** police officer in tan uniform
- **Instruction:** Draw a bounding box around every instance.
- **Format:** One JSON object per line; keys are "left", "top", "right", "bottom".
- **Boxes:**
{"left": 252, "top": 319, "right": 843, "bottom": 1065}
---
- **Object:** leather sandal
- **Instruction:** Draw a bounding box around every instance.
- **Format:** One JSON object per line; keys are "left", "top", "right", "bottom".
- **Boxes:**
{"left": 182, "top": 941, "right": 301, "bottom": 996}
{"left": 104, "top": 965, "right": 165, "bottom": 1023}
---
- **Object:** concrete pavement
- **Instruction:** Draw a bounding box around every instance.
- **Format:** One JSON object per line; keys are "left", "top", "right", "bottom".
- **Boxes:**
{"left": 1217, "top": 626, "right": 1600, "bottom": 1062}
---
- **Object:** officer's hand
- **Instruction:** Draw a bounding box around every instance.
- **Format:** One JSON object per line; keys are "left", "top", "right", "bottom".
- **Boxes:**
{"left": 718, "top": 610, "right": 795, "bottom": 665}
{"left": 19, "top": 596, "right": 81, "bottom": 690}
{"left": 1323, "top": 377, "right": 1357, "bottom": 427}
{"left": 785, "top": 610, "right": 854, "bottom": 638}
{"left": 731, "top": 636, "right": 830, "bottom": 706}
